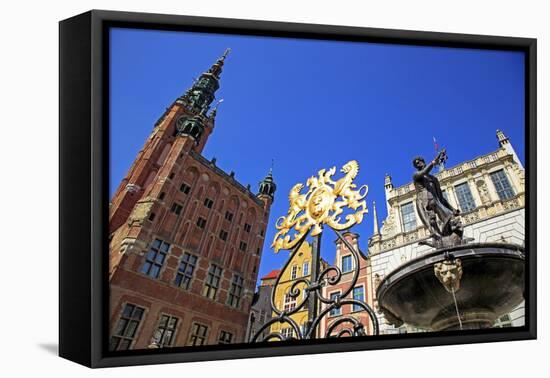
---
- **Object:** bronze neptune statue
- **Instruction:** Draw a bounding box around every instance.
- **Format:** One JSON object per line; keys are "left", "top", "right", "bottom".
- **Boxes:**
{"left": 412, "top": 149, "right": 464, "bottom": 248}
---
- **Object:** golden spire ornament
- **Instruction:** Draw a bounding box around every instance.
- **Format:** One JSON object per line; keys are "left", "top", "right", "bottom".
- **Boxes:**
{"left": 272, "top": 160, "right": 369, "bottom": 252}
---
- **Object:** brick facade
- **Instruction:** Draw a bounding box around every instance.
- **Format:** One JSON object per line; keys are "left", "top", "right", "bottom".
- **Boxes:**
{"left": 108, "top": 52, "right": 275, "bottom": 350}
{"left": 320, "top": 232, "right": 376, "bottom": 337}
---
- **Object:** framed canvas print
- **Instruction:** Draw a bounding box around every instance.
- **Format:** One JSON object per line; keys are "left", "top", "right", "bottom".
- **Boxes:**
{"left": 59, "top": 10, "right": 537, "bottom": 368}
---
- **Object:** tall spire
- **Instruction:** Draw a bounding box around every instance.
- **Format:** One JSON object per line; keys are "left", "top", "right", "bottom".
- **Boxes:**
{"left": 180, "top": 48, "right": 230, "bottom": 112}
{"left": 207, "top": 48, "right": 231, "bottom": 79}
{"left": 372, "top": 201, "right": 380, "bottom": 235}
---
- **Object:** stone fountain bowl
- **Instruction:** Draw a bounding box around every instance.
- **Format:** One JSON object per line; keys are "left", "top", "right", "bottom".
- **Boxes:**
{"left": 376, "top": 242, "right": 525, "bottom": 331}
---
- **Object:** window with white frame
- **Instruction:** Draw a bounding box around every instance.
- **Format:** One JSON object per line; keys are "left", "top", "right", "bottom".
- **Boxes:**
{"left": 291, "top": 265, "right": 298, "bottom": 279}
{"left": 400, "top": 201, "right": 417, "bottom": 232}
{"left": 455, "top": 182, "right": 476, "bottom": 212}
{"left": 283, "top": 293, "right": 296, "bottom": 311}
{"left": 490, "top": 169, "right": 515, "bottom": 200}
{"left": 281, "top": 327, "right": 293, "bottom": 339}
{"left": 303, "top": 261, "right": 310, "bottom": 276}
{"left": 341, "top": 255, "right": 352, "bottom": 273}
{"left": 352, "top": 286, "right": 365, "bottom": 312}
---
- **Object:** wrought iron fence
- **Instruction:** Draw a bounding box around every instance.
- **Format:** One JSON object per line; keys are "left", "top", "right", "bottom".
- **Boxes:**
{"left": 250, "top": 160, "right": 379, "bottom": 342}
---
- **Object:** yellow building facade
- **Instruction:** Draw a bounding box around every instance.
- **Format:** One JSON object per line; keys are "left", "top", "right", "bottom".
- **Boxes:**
{"left": 269, "top": 241, "right": 317, "bottom": 338}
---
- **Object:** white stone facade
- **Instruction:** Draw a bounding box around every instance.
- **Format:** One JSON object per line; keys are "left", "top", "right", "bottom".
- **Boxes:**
{"left": 369, "top": 130, "right": 525, "bottom": 334}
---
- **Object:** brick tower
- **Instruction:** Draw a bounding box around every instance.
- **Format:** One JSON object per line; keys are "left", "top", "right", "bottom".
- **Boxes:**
{"left": 108, "top": 50, "right": 276, "bottom": 351}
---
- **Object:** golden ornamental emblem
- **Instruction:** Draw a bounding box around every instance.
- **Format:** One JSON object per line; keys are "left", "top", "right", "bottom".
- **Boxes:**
{"left": 272, "top": 160, "right": 369, "bottom": 252}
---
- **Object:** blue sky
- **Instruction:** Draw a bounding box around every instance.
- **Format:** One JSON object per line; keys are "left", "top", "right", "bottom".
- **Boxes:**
{"left": 110, "top": 28, "right": 525, "bottom": 284}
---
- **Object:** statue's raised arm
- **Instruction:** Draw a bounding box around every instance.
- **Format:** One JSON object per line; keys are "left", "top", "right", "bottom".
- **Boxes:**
{"left": 413, "top": 149, "right": 446, "bottom": 180}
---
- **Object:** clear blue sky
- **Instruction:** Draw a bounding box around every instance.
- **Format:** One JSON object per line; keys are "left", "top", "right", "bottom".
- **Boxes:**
{"left": 110, "top": 27, "right": 525, "bottom": 285}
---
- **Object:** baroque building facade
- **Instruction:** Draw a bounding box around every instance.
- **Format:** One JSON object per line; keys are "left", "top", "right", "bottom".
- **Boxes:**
{"left": 269, "top": 242, "right": 312, "bottom": 339}
{"left": 108, "top": 50, "right": 277, "bottom": 350}
{"left": 369, "top": 130, "right": 525, "bottom": 334}
{"left": 267, "top": 242, "right": 329, "bottom": 339}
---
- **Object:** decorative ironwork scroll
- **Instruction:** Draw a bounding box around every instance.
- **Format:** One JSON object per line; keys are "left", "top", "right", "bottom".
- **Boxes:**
{"left": 251, "top": 161, "right": 379, "bottom": 342}
{"left": 272, "top": 160, "right": 369, "bottom": 253}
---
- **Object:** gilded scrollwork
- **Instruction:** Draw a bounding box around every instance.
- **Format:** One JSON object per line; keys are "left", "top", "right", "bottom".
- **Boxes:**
{"left": 272, "top": 160, "right": 368, "bottom": 252}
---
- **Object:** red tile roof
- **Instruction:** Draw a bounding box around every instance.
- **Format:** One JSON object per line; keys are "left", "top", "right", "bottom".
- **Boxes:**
{"left": 261, "top": 269, "right": 280, "bottom": 280}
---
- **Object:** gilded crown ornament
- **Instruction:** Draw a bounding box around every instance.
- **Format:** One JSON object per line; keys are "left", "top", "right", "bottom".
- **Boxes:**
{"left": 272, "top": 160, "right": 368, "bottom": 252}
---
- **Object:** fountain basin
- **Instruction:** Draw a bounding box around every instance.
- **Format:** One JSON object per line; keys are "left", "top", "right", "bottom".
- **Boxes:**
{"left": 376, "top": 243, "right": 525, "bottom": 331}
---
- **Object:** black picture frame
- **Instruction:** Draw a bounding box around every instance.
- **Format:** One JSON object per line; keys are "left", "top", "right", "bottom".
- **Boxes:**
{"left": 59, "top": 9, "right": 537, "bottom": 368}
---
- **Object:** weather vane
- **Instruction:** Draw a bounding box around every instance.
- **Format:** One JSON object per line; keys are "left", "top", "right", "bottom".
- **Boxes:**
{"left": 272, "top": 160, "right": 368, "bottom": 252}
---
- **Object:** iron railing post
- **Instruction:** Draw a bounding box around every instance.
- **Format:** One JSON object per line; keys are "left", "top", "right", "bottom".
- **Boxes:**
{"left": 308, "top": 233, "right": 321, "bottom": 338}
